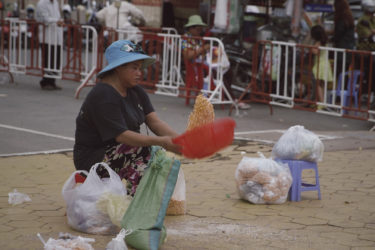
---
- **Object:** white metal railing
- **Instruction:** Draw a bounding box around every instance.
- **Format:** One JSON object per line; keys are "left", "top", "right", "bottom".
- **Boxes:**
{"left": 74, "top": 25, "right": 98, "bottom": 98}
{"left": 8, "top": 18, "right": 29, "bottom": 74}
{"left": 156, "top": 33, "right": 183, "bottom": 96}
{"left": 251, "top": 40, "right": 375, "bottom": 124}
{"left": 155, "top": 33, "right": 235, "bottom": 106}
{"left": 6, "top": 18, "right": 97, "bottom": 85}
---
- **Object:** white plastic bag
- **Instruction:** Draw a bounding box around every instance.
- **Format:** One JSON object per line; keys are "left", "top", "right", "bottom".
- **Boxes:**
{"left": 166, "top": 168, "right": 186, "bottom": 215}
{"left": 62, "top": 163, "right": 127, "bottom": 234}
{"left": 106, "top": 228, "right": 132, "bottom": 250}
{"left": 272, "top": 125, "right": 324, "bottom": 162}
{"left": 205, "top": 46, "right": 230, "bottom": 73}
{"left": 37, "top": 232, "right": 95, "bottom": 250}
{"left": 8, "top": 189, "right": 31, "bottom": 205}
{"left": 214, "top": 0, "right": 228, "bottom": 30}
{"left": 235, "top": 153, "right": 292, "bottom": 204}
{"left": 214, "top": 0, "right": 241, "bottom": 33}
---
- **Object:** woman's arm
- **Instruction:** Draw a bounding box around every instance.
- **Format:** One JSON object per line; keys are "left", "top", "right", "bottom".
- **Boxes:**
{"left": 312, "top": 41, "right": 321, "bottom": 55}
{"left": 115, "top": 129, "right": 181, "bottom": 154}
{"left": 145, "top": 112, "right": 179, "bottom": 137}
{"left": 183, "top": 43, "right": 210, "bottom": 61}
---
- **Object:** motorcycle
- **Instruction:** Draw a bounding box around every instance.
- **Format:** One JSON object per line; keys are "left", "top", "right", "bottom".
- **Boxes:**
{"left": 210, "top": 31, "right": 253, "bottom": 96}
{"left": 225, "top": 43, "right": 252, "bottom": 95}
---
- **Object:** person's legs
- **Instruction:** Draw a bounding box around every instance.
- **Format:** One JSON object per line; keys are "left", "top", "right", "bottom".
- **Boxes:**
{"left": 370, "top": 55, "right": 375, "bottom": 105}
{"left": 40, "top": 43, "right": 54, "bottom": 88}
{"left": 316, "top": 80, "right": 325, "bottom": 109}
{"left": 100, "top": 144, "right": 152, "bottom": 196}
{"left": 40, "top": 44, "right": 61, "bottom": 90}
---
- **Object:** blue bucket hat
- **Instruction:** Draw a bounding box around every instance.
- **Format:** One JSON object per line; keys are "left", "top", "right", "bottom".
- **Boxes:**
{"left": 98, "top": 40, "right": 155, "bottom": 77}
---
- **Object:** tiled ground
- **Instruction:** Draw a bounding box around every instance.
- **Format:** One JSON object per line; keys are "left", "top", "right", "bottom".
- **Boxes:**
{"left": 0, "top": 141, "right": 374, "bottom": 249}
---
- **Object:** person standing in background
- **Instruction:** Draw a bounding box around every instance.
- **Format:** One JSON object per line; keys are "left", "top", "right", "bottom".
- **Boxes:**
{"left": 357, "top": 1, "right": 375, "bottom": 51}
{"left": 95, "top": 1, "right": 145, "bottom": 43}
{"left": 333, "top": 0, "right": 355, "bottom": 50}
{"left": 35, "top": 0, "right": 64, "bottom": 90}
{"left": 162, "top": 0, "right": 175, "bottom": 28}
{"left": 311, "top": 25, "right": 333, "bottom": 109}
{"left": 332, "top": 0, "right": 355, "bottom": 74}
{"left": 356, "top": 0, "right": 375, "bottom": 105}
{"left": 95, "top": 1, "right": 145, "bottom": 29}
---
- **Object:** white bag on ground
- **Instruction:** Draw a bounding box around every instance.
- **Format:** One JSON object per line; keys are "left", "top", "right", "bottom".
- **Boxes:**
{"left": 235, "top": 154, "right": 292, "bottom": 204}
{"left": 8, "top": 189, "right": 31, "bottom": 205}
{"left": 106, "top": 228, "right": 132, "bottom": 250}
{"left": 272, "top": 125, "right": 324, "bottom": 162}
{"left": 62, "top": 163, "right": 127, "bottom": 235}
{"left": 37, "top": 232, "right": 95, "bottom": 250}
{"left": 166, "top": 168, "right": 186, "bottom": 215}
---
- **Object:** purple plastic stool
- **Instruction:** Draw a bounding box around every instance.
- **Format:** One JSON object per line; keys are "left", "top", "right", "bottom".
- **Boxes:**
{"left": 277, "top": 159, "right": 321, "bottom": 202}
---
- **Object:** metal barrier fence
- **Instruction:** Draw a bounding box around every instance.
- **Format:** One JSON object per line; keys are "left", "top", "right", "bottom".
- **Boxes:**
{"left": 2, "top": 18, "right": 374, "bottom": 123}
{"left": 0, "top": 18, "right": 235, "bottom": 107}
{"left": 2, "top": 18, "right": 97, "bottom": 92}
{"left": 237, "top": 40, "right": 375, "bottom": 124}
{"left": 156, "top": 33, "right": 234, "bottom": 106}
{"left": 75, "top": 26, "right": 176, "bottom": 98}
{"left": 0, "top": 19, "right": 12, "bottom": 83}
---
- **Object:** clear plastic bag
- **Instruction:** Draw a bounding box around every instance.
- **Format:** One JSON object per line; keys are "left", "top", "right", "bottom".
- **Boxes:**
{"left": 235, "top": 153, "right": 292, "bottom": 204}
{"left": 37, "top": 232, "right": 95, "bottom": 250}
{"left": 166, "top": 168, "right": 186, "bottom": 215}
{"left": 62, "top": 163, "right": 127, "bottom": 234}
{"left": 106, "top": 228, "right": 132, "bottom": 250}
{"left": 272, "top": 125, "right": 324, "bottom": 162}
{"left": 8, "top": 189, "right": 31, "bottom": 205}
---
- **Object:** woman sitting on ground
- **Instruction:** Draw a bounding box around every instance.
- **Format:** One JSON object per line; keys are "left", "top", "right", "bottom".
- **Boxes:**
{"left": 73, "top": 40, "right": 181, "bottom": 195}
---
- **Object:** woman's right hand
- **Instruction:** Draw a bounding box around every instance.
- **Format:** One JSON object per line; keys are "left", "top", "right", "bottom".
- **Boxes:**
{"left": 159, "top": 136, "right": 182, "bottom": 155}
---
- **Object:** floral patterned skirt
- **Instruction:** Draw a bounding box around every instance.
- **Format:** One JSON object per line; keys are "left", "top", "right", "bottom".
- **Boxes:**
{"left": 97, "top": 143, "right": 151, "bottom": 196}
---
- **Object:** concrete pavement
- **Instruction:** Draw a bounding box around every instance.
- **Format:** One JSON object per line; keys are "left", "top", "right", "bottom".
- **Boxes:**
{"left": 0, "top": 140, "right": 374, "bottom": 249}
{"left": 1, "top": 74, "right": 375, "bottom": 249}
{"left": 1, "top": 74, "right": 375, "bottom": 156}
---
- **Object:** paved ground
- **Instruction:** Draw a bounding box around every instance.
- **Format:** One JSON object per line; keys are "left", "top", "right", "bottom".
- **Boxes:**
{"left": 0, "top": 75, "right": 375, "bottom": 249}
{"left": 0, "top": 141, "right": 374, "bottom": 249}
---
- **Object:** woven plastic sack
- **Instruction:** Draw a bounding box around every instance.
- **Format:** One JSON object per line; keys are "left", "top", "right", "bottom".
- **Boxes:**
{"left": 235, "top": 153, "right": 292, "bottom": 204}
{"left": 62, "top": 163, "right": 127, "bottom": 235}
{"left": 272, "top": 125, "right": 324, "bottom": 162}
{"left": 121, "top": 146, "right": 180, "bottom": 250}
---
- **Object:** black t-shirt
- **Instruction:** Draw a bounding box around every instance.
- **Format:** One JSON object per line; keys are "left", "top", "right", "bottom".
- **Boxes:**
{"left": 73, "top": 83, "right": 154, "bottom": 171}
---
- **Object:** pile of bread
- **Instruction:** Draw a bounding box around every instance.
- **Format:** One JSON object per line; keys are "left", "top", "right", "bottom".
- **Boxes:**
{"left": 235, "top": 156, "right": 292, "bottom": 204}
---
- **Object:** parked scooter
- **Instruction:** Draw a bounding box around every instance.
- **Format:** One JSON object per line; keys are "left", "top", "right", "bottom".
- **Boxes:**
{"left": 211, "top": 31, "right": 253, "bottom": 95}
{"left": 225, "top": 43, "right": 252, "bottom": 94}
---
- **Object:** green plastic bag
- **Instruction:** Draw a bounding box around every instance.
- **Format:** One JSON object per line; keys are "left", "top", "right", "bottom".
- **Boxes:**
{"left": 121, "top": 146, "right": 180, "bottom": 250}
